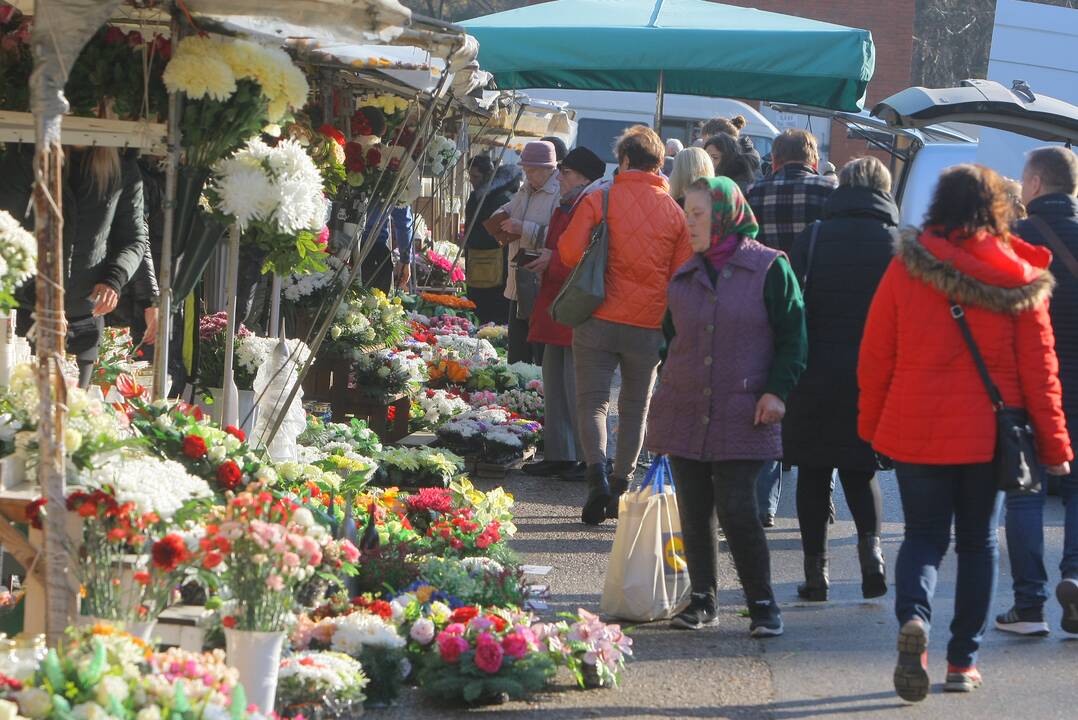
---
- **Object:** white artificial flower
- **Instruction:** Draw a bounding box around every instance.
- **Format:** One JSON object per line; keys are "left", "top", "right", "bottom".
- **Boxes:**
{"left": 325, "top": 612, "right": 405, "bottom": 655}
{"left": 86, "top": 453, "right": 212, "bottom": 519}
{"left": 14, "top": 689, "right": 50, "bottom": 720}
{"left": 409, "top": 617, "right": 435, "bottom": 646}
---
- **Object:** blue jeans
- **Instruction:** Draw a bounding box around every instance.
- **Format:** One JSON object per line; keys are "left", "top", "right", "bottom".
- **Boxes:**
{"left": 894, "top": 462, "right": 1004, "bottom": 669}
{"left": 1004, "top": 471, "right": 1078, "bottom": 610}
{"left": 756, "top": 461, "right": 782, "bottom": 519}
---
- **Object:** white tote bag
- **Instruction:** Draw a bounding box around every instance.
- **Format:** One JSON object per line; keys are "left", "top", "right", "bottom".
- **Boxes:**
{"left": 601, "top": 456, "right": 692, "bottom": 621}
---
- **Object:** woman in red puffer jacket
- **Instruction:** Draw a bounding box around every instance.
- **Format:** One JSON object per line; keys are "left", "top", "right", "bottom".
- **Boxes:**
{"left": 858, "top": 165, "right": 1072, "bottom": 703}
{"left": 522, "top": 147, "right": 607, "bottom": 479}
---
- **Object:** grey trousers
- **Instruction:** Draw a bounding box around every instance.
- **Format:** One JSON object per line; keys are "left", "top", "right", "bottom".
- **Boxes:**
{"left": 541, "top": 344, "right": 582, "bottom": 462}
{"left": 572, "top": 317, "right": 662, "bottom": 480}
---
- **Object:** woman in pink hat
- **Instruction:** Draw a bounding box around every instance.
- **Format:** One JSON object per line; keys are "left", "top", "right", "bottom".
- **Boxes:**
{"left": 499, "top": 140, "right": 561, "bottom": 364}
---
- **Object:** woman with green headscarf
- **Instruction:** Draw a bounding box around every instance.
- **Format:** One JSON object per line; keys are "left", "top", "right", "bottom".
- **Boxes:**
{"left": 645, "top": 176, "right": 807, "bottom": 636}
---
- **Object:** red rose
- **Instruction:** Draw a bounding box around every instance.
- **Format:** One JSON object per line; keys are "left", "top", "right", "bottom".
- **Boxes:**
{"left": 368, "top": 600, "right": 393, "bottom": 620}
{"left": 318, "top": 124, "right": 346, "bottom": 146}
{"left": 222, "top": 615, "right": 237, "bottom": 629}
{"left": 224, "top": 425, "right": 246, "bottom": 442}
{"left": 343, "top": 142, "right": 366, "bottom": 174}
{"left": 487, "top": 614, "right": 508, "bottom": 633}
{"left": 107, "top": 528, "right": 127, "bottom": 542}
{"left": 26, "top": 498, "right": 46, "bottom": 530}
{"left": 182, "top": 435, "right": 208, "bottom": 459}
{"left": 451, "top": 606, "right": 480, "bottom": 624}
{"left": 133, "top": 571, "right": 151, "bottom": 586}
{"left": 126, "top": 30, "right": 144, "bottom": 47}
{"left": 152, "top": 34, "right": 171, "bottom": 61}
{"left": 152, "top": 534, "right": 190, "bottom": 573}
{"left": 203, "top": 551, "right": 223, "bottom": 570}
{"left": 366, "top": 148, "right": 382, "bottom": 168}
{"left": 216, "top": 460, "right": 243, "bottom": 491}
{"left": 103, "top": 26, "right": 125, "bottom": 45}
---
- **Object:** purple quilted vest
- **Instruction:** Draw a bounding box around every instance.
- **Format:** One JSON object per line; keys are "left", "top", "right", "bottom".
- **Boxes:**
{"left": 646, "top": 241, "right": 782, "bottom": 462}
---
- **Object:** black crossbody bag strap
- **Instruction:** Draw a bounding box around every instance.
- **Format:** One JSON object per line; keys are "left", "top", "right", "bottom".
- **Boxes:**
{"left": 949, "top": 302, "right": 1005, "bottom": 411}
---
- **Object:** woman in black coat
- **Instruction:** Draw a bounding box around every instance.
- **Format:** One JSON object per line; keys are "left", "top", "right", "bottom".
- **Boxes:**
{"left": 464, "top": 157, "right": 520, "bottom": 325}
{"left": 783, "top": 156, "right": 899, "bottom": 601}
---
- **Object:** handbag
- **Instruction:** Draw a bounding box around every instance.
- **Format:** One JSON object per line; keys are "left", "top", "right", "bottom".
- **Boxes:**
{"left": 600, "top": 455, "right": 691, "bottom": 621}
{"left": 549, "top": 188, "right": 609, "bottom": 327}
{"left": 950, "top": 302, "right": 1042, "bottom": 494}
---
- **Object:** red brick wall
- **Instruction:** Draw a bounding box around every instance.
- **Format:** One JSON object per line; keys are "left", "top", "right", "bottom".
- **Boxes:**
{"left": 709, "top": 0, "right": 918, "bottom": 166}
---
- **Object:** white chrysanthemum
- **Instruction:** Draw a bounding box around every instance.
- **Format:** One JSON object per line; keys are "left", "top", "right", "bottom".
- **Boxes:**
{"left": 86, "top": 453, "right": 212, "bottom": 519}
{"left": 0, "top": 209, "right": 36, "bottom": 299}
{"left": 325, "top": 613, "right": 405, "bottom": 655}
{"left": 211, "top": 157, "right": 276, "bottom": 231}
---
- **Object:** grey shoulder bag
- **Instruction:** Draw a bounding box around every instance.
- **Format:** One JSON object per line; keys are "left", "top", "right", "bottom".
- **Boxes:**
{"left": 550, "top": 188, "right": 609, "bottom": 327}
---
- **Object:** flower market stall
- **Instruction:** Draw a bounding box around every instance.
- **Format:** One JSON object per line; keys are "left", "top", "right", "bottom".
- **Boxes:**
{"left": 0, "top": 0, "right": 638, "bottom": 715}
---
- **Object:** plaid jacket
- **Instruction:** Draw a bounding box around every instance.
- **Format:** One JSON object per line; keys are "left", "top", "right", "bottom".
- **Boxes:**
{"left": 746, "top": 163, "right": 838, "bottom": 253}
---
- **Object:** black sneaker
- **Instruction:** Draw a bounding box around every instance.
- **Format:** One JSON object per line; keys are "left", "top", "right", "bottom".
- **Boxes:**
{"left": 748, "top": 600, "right": 783, "bottom": 638}
{"left": 1057, "top": 578, "right": 1078, "bottom": 635}
{"left": 670, "top": 593, "right": 718, "bottom": 630}
{"left": 994, "top": 606, "right": 1049, "bottom": 636}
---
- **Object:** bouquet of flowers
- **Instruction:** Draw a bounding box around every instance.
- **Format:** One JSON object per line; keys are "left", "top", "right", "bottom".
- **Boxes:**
{"left": 451, "top": 478, "right": 517, "bottom": 538}
{"left": 497, "top": 388, "right": 544, "bottom": 422}
{"left": 193, "top": 491, "right": 330, "bottom": 632}
{"left": 284, "top": 121, "right": 348, "bottom": 196}
{"left": 372, "top": 446, "right": 464, "bottom": 489}
{"left": 412, "top": 389, "right": 470, "bottom": 429}
{"left": 300, "top": 611, "right": 406, "bottom": 707}
{"left": 475, "top": 324, "right": 508, "bottom": 349}
{"left": 65, "top": 26, "right": 169, "bottom": 121}
{"left": 90, "top": 327, "right": 148, "bottom": 389}
{"left": 416, "top": 556, "right": 526, "bottom": 610}
{"left": 533, "top": 610, "right": 633, "bottom": 689}
{"left": 417, "top": 246, "right": 465, "bottom": 287}
{"left": 209, "top": 138, "right": 329, "bottom": 276}
{"left": 298, "top": 417, "right": 383, "bottom": 456}
{"left": 418, "top": 609, "right": 555, "bottom": 705}
{"left": 351, "top": 349, "right": 426, "bottom": 398}
{"left": 429, "top": 315, "right": 474, "bottom": 337}
{"left": 282, "top": 253, "right": 346, "bottom": 304}
{"left": 276, "top": 651, "right": 367, "bottom": 718}
{"left": 310, "top": 446, "right": 378, "bottom": 494}
{"left": 145, "top": 647, "right": 239, "bottom": 709}
{"left": 196, "top": 312, "right": 275, "bottom": 391}
{"left": 0, "top": 209, "right": 35, "bottom": 311}
{"left": 326, "top": 289, "right": 408, "bottom": 357}
{"left": 164, "top": 33, "right": 309, "bottom": 168}
{"left": 426, "top": 135, "right": 462, "bottom": 177}
{"left": 425, "top": 508, "right": 504, "bottom": 558}
{"left": 0, "top": 13, "right": 32, "bottom": 112}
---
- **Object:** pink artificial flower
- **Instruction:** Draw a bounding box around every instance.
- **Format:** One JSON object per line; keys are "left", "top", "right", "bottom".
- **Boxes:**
{"left": 442, "top": 622, "right": 466, "bottom": 636}
{"left": 501, "top": 631, "right": 531, "bottom": 660}
{"left": 474, "top": 633, "right": 504, "bottom": 674}
{"left": 437, "top": 632, "right": 469, "bottom": 664}
{"left": 339, "top": 539, "right": 360, "bottom": 563}
{"left": 317, "top": 226, "right": 330, "bottom": 246}
{"left": 266, "top": 574, "right": 285, "bottom": 591}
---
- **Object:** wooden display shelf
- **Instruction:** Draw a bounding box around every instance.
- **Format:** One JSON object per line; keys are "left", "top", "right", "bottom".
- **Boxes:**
{"left": 331, "top": 391, "right": 411, "bottom": 443}
{"left": 0, "top": 112, "right": 166, "bottom": 153}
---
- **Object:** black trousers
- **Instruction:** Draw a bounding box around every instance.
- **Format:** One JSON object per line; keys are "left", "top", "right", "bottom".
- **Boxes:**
{"left": 796, "top": 465, "right": 882, "bottom": 555}
{"left": 669, "top": 457, "right": 776, "bottom": 607}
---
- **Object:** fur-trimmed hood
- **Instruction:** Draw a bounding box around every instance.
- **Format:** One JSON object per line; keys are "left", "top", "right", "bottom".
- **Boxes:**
{"left": 895, "top": 226, "right": 1055, "bottom": 314}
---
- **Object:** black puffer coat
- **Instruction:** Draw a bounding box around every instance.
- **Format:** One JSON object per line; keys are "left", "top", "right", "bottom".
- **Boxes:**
{"left": 1015, "top": 193, "right": 1078, "bottom": 421}
{"left": 782, "top": 185, "right": 899, "bottom": 471}
{"left": 0, "top": 145, "right": 147, "bottom": 318}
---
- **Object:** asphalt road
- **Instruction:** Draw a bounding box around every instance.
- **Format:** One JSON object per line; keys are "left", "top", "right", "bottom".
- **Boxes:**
{"left": 383, "top": 467, "right": 1075, "bottom": 718}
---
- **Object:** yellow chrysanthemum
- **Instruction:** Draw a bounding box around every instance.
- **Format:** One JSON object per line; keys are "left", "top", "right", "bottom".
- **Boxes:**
{"left": 162, "top": 40, "right": 237, "bottom": 101}
{"left": 218, "top": 39, "right": 309, "bottom": 121}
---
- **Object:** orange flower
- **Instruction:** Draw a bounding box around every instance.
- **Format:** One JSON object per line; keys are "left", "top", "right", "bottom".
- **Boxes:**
{"left": 420, "top": 292, "right": 477, "bottom": 311}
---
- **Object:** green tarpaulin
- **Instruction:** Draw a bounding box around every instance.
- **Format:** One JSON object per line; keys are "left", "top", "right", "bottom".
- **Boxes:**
{"left": 462, "top": 0, "right": 875, "bottom": 111}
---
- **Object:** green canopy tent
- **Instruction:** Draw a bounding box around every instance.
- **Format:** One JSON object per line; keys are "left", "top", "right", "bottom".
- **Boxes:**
{"left": 462, "top": 0, "right": 875, "bottom": 133}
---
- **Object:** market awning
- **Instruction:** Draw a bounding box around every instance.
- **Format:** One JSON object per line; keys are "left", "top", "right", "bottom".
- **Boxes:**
{"left": 462, "top": 0, "right": 875, "bottom": 111}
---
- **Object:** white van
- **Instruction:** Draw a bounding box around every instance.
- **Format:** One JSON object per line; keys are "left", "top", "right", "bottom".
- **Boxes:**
{"left": 520, "top": 88, "right": 780, "bottom": 172}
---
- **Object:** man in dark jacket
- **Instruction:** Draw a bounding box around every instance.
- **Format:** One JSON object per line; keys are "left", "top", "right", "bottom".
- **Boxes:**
{"left": 745, "top": 129, "right": 837, "bottom": 526}
{"left": 1, "top": 146, "right": 147, "bottom": 386}
{"left": 996, "top": 146, "right": 1078, "bottom": 637}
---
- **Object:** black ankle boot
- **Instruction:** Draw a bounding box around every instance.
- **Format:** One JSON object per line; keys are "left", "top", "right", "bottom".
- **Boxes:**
{"left": 797, "top": 555, "right": 829, "bottom": 601}
{"left": 858, "top": 535, "right": 887, "bottom": 599}
{"left": 581, "top": 464, "right": 611, "bottom": 525}
{"left": 607, "top": 476, "right": 630, "bottom": 519}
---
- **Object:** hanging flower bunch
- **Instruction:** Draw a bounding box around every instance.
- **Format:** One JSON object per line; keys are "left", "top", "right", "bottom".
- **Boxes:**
{"left": 0, "top": 209, "right": 35, "bottom": 311}
{"left": 360, "top": 93, "right": 410, "bottom": 117}
{"left": 325, "top": 289, "right": 409, "bottom": 357}
{"left": 283, "top": 121, "right": 347, "bottom": 196}
{"left": 196, "top": 312, "right": 274, "bottom": 391}
{"left": 426, "top": 135, "right": 462, "bottom": 177}
{"left": 209, "top": 138, "right": 329, "bottom": 276}
{"left": 164, "top": 33, "right": 309, "bottom": 167}
{"left": 0, "top": 12, "right": 32, "bottom": 112}
{"left": 417, "top": 246, "right": 466, "bottom": 287}
{"left": 65, "top": 25, "right": 170, "bottom": 120}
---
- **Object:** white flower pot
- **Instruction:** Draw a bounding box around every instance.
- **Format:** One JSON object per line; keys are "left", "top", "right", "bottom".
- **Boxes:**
{"left": 208, "top": 388, "right": 259, "bottom": 437}
{"left": 225, "top": 628, "right": 285, "bottom": 713}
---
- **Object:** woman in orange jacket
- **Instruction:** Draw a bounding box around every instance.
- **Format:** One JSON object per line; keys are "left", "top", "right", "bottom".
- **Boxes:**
{"left": 858, "top": 165, "right": 1072, "bottom": 702}
{"left": 559, "top": 125, "right": 693, "bottom": 524}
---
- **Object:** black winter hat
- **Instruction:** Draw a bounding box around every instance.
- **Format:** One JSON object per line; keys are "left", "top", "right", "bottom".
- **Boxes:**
{"left": 560, "top": 146, "right": 606, "bottom": 183}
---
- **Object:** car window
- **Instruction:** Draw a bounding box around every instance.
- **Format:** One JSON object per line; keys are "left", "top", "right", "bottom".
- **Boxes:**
{"left": 576, "top": 118, "right": 639, "bottom": 164}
